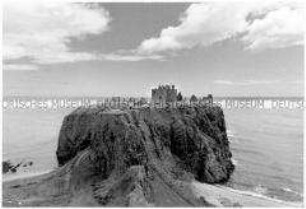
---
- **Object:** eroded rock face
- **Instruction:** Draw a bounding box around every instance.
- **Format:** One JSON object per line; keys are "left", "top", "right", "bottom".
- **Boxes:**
{"left": 55, "top": 105, "right": 234, "bottom": 206}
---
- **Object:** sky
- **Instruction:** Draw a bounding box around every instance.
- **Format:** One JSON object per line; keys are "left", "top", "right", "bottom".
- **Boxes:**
{"left": 3, "top": 0, "right": 304, "bottom": 97}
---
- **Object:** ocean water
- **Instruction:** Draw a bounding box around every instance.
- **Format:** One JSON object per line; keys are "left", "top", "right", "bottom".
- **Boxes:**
{"left": 3, "top": 108, "right": 72, "bottom": 174}
{"left": 224, "top": 108, "right": 303, "bottom": 203}
{"left": 2, "top": 99, "right": 303, "bottom": 203}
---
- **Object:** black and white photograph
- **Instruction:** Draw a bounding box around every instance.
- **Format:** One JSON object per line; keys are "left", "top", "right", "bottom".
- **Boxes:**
{"left": 1, "top": 0, "right": 304, "bottom": 207}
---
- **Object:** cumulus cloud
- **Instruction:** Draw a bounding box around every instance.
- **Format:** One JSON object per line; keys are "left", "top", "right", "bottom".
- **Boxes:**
{"left": 243, "top": 5, "right": 304, "bottom": 50}
{"left": 137, "top": 0, "right": 303, "bottom": 55}
{"left": 3, "top": 1, "right": 110, "bottom": 64}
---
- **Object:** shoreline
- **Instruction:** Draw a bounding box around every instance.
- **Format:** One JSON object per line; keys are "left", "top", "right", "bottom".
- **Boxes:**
{"left": 3, "top": 169, "right": 54, "bottom": 183}
{"left": 214, "top": 184, "right": 302, "bottom": 205}
{"left": 3, "top": 170, "right": 303, "bottom": 207}
{"left": 192, "top": 181, "right": 303, "bottom": 207}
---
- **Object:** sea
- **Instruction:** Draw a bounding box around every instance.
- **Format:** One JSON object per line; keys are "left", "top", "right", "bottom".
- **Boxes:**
{"left": 2, "top": 96, "right": 304, "bottom": 204}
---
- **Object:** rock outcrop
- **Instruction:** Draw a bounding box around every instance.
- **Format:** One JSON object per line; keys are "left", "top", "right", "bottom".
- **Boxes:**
{"left": 54, "top": 105, "right": 234, "bottom": 206}
{"left": 3, "top": 160, "right": 33, "bottom": 174}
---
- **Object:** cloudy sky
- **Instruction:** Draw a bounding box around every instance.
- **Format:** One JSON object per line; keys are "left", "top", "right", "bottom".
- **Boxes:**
{"left": 3, "top": 0, "right": 304, "bottom": 97}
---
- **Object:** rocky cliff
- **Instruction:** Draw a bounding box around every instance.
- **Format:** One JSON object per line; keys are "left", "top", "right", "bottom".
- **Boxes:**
{"left": 54, "top": 105, "right": 234, "bottom": 206}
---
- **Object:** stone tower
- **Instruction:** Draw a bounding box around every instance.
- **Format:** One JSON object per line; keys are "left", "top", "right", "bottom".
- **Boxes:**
{"left": 151, "top": 85, "right": 177, "bottom": 105}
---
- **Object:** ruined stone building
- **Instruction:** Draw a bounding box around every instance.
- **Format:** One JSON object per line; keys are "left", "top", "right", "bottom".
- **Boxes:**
{"left": 151, "top": 85, "right": 177, "bottom": 105}
{"left": 200, "top": 94, "right": 213, "bottom": 105}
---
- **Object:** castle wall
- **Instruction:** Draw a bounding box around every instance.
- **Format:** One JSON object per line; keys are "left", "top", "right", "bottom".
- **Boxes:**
{"left": 151, "top": 85, "right": 177, "bottom": 104}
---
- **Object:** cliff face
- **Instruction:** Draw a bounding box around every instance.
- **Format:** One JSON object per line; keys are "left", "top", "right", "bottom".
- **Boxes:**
{"left": 54, "top": 105, "right": 234, "bottom": 206}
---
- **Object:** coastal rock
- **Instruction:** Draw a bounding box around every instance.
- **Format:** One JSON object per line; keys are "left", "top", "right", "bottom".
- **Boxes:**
{"left": 3, "top": 161, "right": 18, "bottom": 174}
{"left": 53, "top": 105, "right": 234, "bottom": 206}
{"left": 2, "top": 160, "right": 33, "bottom": 174}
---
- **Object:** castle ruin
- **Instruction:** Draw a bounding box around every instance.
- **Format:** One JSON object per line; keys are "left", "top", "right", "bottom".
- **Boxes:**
{"left": 151, "top": 84, "right": 213, "bottom": 106}
{"left": 151, "top": 85, "right": 177, "bottom": 105}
